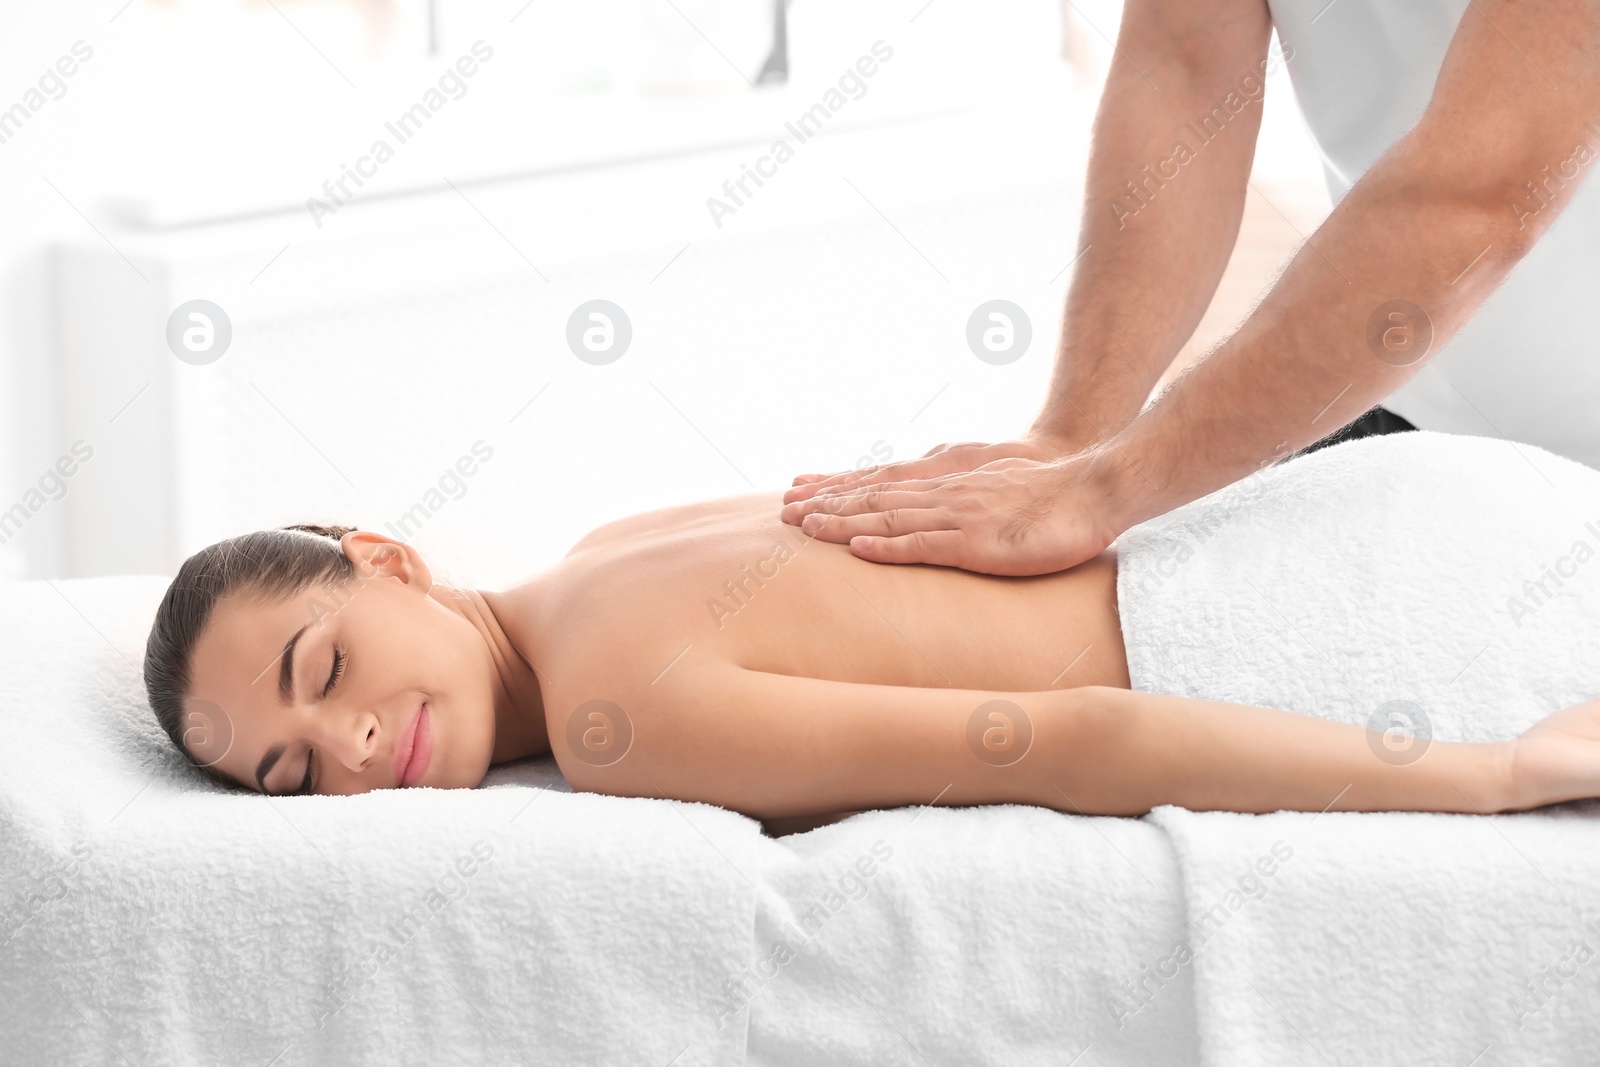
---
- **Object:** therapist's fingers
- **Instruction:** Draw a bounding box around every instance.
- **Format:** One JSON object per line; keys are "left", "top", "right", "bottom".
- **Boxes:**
{"left": 781, "top": 481, "right": 946, "bottom": 526}
{"left": 783, "top": 456, "right": 1043, "bottom": 525}
{"left": 846, "top": 530, "right": 970, "bottom": 568}
{"left": 793, "top": 457, "right": 1116, "bottom": 575}
{"left": 837, "top": 500, "right": 1105, "bottom": 575}
{"left": 845, "top": 526, "right": 1097, "bottom": 575}
{"left": 794, "top": 500, "right": 952, "bottom": 544}
{"left": 782, "top": 440, "right": 1018, "bottom": 505}
{"left": 783, "top": 455, "right": 959, "bottom": 505}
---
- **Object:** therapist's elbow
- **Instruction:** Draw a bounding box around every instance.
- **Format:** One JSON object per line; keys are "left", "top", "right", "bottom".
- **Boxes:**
{"left": 1495, "top": 165, "right": 1590, "bottom": 262}
{"left": 1386, "top": 122, "right": 1579, "bottom": 265}
{"left": 1475, "top": 167, "right": 1574, "bottom": 263}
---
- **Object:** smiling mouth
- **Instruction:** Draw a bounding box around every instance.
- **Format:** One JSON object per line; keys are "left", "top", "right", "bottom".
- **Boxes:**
{"left": 394, "top": 703, "right": 432, "bottom": 787}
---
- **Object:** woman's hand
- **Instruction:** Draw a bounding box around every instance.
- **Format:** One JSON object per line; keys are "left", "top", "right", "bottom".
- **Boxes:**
{"left": 1509, "top": 697, "right": 1600, "bottom": 810}
{"left": 777, "top": 447, "right": 1132, "bottom": 577}
{"left": 782, "top": 428, "right": 1089, "bottom": 507}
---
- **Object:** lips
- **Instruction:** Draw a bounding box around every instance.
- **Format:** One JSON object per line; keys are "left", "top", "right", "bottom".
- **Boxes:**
{"left": 394, "top": 703, "right": 433, "bottom": 788}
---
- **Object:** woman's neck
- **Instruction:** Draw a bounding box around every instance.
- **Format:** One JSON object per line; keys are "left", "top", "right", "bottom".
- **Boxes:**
{"left": 449, "top": 586, "right": 551, "bottom": 763}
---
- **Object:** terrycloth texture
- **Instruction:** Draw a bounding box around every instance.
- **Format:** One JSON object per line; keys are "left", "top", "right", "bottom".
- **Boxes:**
{"left": 744, "top": 805, "right": 1197, "bottom": 1066}
{"left": 0, "top": 576, "right": 759, "bottom": 1067}
{"left": 1116, "top": 431, "right": 1600, "bottom": 1065}
{"left": 1117, "top": 431, "right": 1600, "bottom": 735}
{"left": 1147, "top": 804, "right": 1600, "bottom": 1067}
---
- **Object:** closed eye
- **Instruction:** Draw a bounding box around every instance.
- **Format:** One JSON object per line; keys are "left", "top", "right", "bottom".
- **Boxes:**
{"left": 295, "top": 645, "right": 345, "bottom": 795}
{"left": 323, "top": 645, "right": 346, "bottom": 697}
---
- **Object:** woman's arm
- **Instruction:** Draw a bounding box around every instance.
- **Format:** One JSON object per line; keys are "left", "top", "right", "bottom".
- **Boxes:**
{"left": 561, "top": 665, "right": 1534, "bottom": 820}
{"left": 1070, "top": 686, "right": 1516, "bottom": 816}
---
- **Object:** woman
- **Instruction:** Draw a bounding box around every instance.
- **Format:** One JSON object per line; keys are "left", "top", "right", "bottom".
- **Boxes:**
{"left": 143, "top": 431, "right": 1600, "bottom": 829}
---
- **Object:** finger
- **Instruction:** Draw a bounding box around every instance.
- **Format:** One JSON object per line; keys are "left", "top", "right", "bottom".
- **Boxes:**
{"left": 971, "top": 456, "right": 1038, "bottom": 472}
{"left": 919, "top": 441, "right": 984, "bottom": 460}
{"left": 782, "top": 460, "right": 937, "bottom": 505}
{"left": 848, "top": 529, "right": 973, "bottom": 568}
{"left": 781, "top": 483, "right": 946, "bottom": 525}
{"left": 783, "top": 470, "right": 856, "bottom": 501}
{"left": 793, "top": 503, "right": 954, "bottom": 544}
{"left": 781, "top": 447, "right": 997, "bottom": 505}
{"left": 783, "top": 473, "right": 854, "bottom": 504}
{"left": 852, "top": 529, "right": 1085, "bottom": 576}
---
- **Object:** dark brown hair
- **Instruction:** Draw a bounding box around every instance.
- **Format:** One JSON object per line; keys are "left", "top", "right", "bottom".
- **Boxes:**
{"left": 143, "top": 523, "right": 358, "bottom": 789}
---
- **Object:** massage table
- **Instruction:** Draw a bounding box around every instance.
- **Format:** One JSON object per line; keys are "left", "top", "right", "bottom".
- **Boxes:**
{"left": 9, "top": 433, "right": 1600, "bottom": 1067}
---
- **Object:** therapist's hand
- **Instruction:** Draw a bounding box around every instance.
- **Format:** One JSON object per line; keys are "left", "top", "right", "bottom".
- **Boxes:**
{"left": 778, "top": 448, "right": 1130, "bottom": 576}
{"left": 783, "top": 429, "right": 1086, "bottom": 506}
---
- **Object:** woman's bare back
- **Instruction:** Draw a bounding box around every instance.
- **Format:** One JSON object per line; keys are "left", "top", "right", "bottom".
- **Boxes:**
{"left": 500, "top": 490, "right": 1130, "bottom": 725}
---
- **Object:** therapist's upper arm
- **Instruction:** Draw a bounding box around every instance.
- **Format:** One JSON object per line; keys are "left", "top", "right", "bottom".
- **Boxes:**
{"left": 1410, "top": 0, "right": 1600, "bottom": 254}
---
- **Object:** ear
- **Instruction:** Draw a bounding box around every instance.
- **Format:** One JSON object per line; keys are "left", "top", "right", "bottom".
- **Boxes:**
{"left": 339, "top": 529, "right": 433, "bottom": 590}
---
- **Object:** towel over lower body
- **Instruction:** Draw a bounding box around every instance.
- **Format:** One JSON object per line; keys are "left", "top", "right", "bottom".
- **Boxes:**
{"left": 1112, "top": 431, "right": 1600, "bottom": 1066}
{"left": 1115, "top": 429, "right": 1600, "bottom": 737}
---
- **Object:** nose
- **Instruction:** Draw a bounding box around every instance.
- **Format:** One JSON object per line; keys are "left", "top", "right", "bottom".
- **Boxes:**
{"left": 318, "top": 708, "right": 379, "bottom": 773}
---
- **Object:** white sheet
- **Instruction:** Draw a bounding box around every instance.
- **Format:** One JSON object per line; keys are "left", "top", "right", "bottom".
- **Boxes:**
{"left": 744, "top": 804, "right": 1196, "bottom": 1066}
{"left": 1149, "top": 803, "right": 1600, "bottom": 1066}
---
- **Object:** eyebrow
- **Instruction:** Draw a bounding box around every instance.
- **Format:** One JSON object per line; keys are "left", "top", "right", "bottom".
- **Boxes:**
{"left": 257, "top": 623, "right": 311, "bottom": 793}
{"left": 277, "top": 623, "right": 309, "bottom": 709}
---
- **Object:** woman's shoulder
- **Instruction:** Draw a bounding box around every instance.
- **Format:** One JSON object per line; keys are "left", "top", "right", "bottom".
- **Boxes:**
{"left": 505, "top": 536, "right": 734, "bottom": 691}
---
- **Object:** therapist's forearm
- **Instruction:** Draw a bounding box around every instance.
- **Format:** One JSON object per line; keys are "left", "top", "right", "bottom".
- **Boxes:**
{"left": 1030, "top": 17, "right": 1273, "bottom": 447}
{"left": 1087, "top": 123, "right": 1540, "bottom": 532}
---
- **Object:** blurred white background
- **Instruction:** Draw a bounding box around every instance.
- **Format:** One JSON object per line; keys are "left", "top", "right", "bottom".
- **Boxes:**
{"left": 0, "top": 0, "right": 1330, "bottom": 588}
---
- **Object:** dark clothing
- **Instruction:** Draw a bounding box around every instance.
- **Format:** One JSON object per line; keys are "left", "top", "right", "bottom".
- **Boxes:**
{"left": 1285, "top": 405, "right": 1417, "bottom": 462}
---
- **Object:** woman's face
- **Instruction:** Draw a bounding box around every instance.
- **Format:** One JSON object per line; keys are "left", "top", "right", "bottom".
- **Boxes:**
{"left": 183, "top": 533, "right": 498, "bottom": 795}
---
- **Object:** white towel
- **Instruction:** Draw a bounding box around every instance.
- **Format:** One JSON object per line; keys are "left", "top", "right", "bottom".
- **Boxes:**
{"left": 0, "top": 576, "right": 758, "bottom": 1066}
{"left": 1115, "top": 431, "right": 1600, "bottom": 1064}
